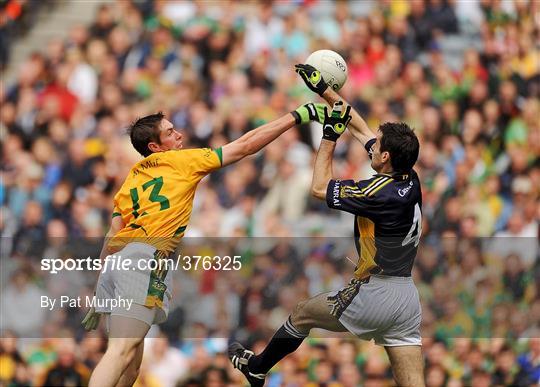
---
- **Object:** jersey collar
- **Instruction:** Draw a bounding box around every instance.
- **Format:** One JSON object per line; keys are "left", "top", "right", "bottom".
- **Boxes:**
{"left": 376, "top": 172, "right": 410, "bottom": 181}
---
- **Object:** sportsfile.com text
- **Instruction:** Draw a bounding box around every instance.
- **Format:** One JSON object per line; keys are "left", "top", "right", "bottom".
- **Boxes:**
{"left": 40, "top": 255, "right": 242, "bottom": 274}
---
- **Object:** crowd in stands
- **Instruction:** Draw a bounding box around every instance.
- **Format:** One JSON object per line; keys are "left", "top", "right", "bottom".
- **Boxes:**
{"left": 1, "top": 0, "right": 539, "bottom": 386}
{"left": 0, "top": 0, "right": 55, "bottom": 70}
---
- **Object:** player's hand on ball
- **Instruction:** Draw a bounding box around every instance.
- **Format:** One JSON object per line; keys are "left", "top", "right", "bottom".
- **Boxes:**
{"left": 322, "top": 101, "right": 352, "bottom": 142}
{"left": 295, "top": 63, "right": 328, "bottom": 96}
{"left": 292, "top": 102, "right": 326, "bottom": 125}
{"left": 82, "top": 307, "right": 101, "bottom": 331}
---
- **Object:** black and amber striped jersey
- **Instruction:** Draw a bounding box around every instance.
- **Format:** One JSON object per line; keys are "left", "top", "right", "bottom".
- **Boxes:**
{"left": 326, "top": 145, "right": 422, "bottom": 279}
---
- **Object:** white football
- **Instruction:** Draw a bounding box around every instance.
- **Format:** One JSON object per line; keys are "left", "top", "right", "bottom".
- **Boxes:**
{"left": 305, "top": 49, "right": 348, "bottom": 91}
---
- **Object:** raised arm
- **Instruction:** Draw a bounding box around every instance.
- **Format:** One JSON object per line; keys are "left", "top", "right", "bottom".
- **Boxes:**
{"left": 295, "top": 64, "right": 376, "bottom": 146}
{"left": 321, "top": 88, "right": 375, "bottom": 146}
{"left": 221, "top": 103, "right": 325, "bottom": 167}
{"left": 311, "top": 139, "right": 336, "bottom": 200}
{"left": 311, "top": 101, "right": 352, "bottom": 200}
{"left": 221, "top": 114, "right": 295, "bottom": 166}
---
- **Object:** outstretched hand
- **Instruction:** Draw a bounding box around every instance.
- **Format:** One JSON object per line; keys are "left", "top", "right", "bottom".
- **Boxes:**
{"left": 322, "top": 101, "right": 352, "bottom": 142}
{"left": 291, "top": 102, "right": 326, "bottom": 125}
{"left": 295, "top": 63, "right": 328, "bottom": 96}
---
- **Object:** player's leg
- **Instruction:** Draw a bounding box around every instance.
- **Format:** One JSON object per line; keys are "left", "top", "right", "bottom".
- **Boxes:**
{"left": 115, "top": 339, "right": 144, "bottom": 387}
{"left": 375, "top": 277, "right": 424, "bottom": 386}
{"left": 385, "top": 345, "right": 425, "bottom": 387}
{"left": 289, "top": 291, "right": 349, "bottom": 333}
{"left": 230, "top": 291, "right": 346, "bottom": 381}
{"left": 89, "top": 315, "right": 151, "bottom": 387}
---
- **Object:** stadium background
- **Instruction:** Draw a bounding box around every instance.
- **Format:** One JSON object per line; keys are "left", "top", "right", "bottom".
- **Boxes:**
{"left": 1, "top": 0, "right": 539, "bottom": 386}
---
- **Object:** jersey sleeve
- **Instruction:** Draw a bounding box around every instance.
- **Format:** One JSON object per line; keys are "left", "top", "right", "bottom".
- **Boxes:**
{"left": 111, "top": 197, "right": 121, "bottom": 218}
{"left": 365, "top": 138, "right": 376, "bottom": 159}
{"left": 167, "top": 148, "right": 222, "bottom": 178}
{"left": 326, "top": 177, "right": 392, "bottom": 219}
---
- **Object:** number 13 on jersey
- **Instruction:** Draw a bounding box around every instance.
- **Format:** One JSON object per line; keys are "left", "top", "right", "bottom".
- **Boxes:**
{"left": 130, "top": 176, "right": 170, "bottom": 218}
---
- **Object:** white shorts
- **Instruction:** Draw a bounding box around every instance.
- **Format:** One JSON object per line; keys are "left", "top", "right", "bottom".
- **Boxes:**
{"left": 104, "top": 303, "right": 158, "bottom": 329}
{"left": 96, "top": 242, "right": 172, "bottom": 326}
{"left": 328, "top": 275, "right": 422, "bottom": 346}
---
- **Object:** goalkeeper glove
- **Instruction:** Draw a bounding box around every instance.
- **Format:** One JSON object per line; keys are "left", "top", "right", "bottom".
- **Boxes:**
{"left": 322, "top": 101, "right": 352, "bottom": 142}
{"left": 295, "top": 63, "right": 328, "bottom": 96}
{"left": 291, "top": 102, "right": 326, "bottom": 125}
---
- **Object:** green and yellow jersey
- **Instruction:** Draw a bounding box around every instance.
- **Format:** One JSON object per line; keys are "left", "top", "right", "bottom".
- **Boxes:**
{"left": 108, "top": 148, "right": 222, "bottom": 254}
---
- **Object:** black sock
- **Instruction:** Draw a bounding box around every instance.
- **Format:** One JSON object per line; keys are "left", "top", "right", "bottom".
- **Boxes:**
{"left": 248, "top": 316, "right": 308, "bottom": 374}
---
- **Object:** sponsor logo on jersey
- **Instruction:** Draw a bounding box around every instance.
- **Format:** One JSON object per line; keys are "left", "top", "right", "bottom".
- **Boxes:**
{"left": 398, "top": 181, "right": 413, "bottom": 197}
{"left": 333, "top": 180, "right": 341, "bottom": 206}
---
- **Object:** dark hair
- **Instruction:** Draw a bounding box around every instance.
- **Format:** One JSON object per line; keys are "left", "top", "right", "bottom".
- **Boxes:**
{"left": 128, "top": 112, "right": 164, "bottom": 157}
{"left": 379, "top": 122, "right": 419, "bottom": 172}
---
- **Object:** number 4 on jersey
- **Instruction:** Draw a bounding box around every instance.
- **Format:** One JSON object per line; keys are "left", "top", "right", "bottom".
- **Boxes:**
{"left": 402, "top": 203, "right": 422, "bottom": 247}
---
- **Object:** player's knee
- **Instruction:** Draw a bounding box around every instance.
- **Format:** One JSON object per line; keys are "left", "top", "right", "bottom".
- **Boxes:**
{"left": 107, "top": 338, "right": 141, "bottom": 366}
{"left": 116, "top": 353, "right": 142, "bottom": 386}
{"left": 290, "top": 300, "right": 312, "bottom": 333}
{"left": 131, "top": 358, "right": 142, "bottom": 379}
{"left": 290, "top": 300, "right": 307, "bottom": 322}
{"left": 121, "top": 367, "right": 140, "bottom": 387}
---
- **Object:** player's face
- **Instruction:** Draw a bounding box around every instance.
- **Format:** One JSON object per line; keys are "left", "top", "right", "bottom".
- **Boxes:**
{"left": 154, "top": 119, "right": 183, "bottom": 151}
{"left": 371, "top": 130, "right": 390, "bottom": 172}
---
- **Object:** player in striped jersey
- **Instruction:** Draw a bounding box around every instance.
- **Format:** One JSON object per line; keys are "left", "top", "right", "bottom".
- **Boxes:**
{"left": 229, "top": 65, "right": 424, "bottom": 386}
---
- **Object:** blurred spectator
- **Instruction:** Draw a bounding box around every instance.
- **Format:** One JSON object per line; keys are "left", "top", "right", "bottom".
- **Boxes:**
{"left": 492, "top": 345, "right": 519, "bottom": 386}
{"left": 36, "top": 338, "right": 90, "bottom": 387}
{"left": 515, "top": 338, "right": 540, "bottom": 386}
{"left": 1, "top": 1, "right": 52, "bottom": 70}
{"left": 143, "top": 333, "right": 189, "bottom": 387}
{"left": 88, "top": 4, "right": 115, "bottom": 40}
{"left": 0, "top": 331, "right": 32, "bottom": 386}
{"left": 0, "top": 269, "right": 47, "bottom": 337}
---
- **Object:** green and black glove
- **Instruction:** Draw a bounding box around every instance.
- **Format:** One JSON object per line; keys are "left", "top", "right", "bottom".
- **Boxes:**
{"left": 295, "top": 63, "right": 328, "bottom": 96}
{"left": 81, "top": 292, "right": 101, "bottom": 331}
{"left": 291, "top": 102, "right": 326, "bottom": 125}
{"left": 322, "top": 101, "right": 352, "bottom": 142}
